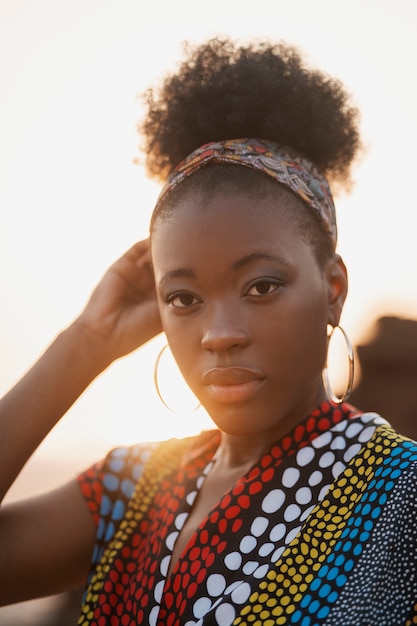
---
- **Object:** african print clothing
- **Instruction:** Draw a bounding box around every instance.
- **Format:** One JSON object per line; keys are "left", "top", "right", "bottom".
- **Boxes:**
{"left": 77, "top": 402, "right": 417, "bottom": 625}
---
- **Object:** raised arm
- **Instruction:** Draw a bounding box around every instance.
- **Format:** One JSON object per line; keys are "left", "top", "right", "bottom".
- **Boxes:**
{"left": 0, "top": 239, "right": 162, "bottom": 604}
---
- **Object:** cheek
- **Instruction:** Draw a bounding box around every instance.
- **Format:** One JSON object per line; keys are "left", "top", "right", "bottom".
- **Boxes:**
{"left": 265, "top": 294, "right": 328, "bottom": 370}
{"left": 161, "top": 319, "right": 198, "bottom": 378}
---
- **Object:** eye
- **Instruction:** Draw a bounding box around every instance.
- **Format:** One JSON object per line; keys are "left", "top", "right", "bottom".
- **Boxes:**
{"left": 167, "top": 291, "right": 201, "bottom": 309}
{"left": 245, "top": 279, "right": 282, "bottom": 297}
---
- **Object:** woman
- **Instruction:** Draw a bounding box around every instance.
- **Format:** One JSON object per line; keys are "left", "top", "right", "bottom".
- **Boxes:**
{"left": 1, "top": 38, "right": 416, "bottom": 625}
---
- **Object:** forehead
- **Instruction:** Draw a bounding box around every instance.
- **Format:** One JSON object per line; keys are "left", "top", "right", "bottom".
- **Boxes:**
{"left": 151, "top": 189, "right": 313, "bottom": 270}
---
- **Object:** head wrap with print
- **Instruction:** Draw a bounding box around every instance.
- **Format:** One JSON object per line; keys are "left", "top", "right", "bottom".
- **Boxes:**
{"left": 154, "top": 138, "right": 337, "bottom": 249}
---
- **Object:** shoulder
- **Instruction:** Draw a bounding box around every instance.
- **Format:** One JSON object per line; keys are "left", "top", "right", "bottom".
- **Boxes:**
{"left": 78, "top": 430, "right": 219, "bottom": 506}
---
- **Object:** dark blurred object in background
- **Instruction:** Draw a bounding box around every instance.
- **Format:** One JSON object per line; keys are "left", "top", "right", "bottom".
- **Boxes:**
{"left": 350, "top": 315, "right": 417, "bottom": 440}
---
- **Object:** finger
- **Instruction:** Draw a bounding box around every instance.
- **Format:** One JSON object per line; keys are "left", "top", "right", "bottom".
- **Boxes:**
{"left": 123, "top": 240, "right": 151, "bottom": 264}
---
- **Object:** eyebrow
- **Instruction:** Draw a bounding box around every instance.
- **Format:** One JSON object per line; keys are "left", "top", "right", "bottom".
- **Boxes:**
{"left": 158, "top": 252, "right": 291, "bottom": 288}
{"left": 158, "top": 268, "right": 196, "bottom": 288}
{"left": 232, "top": 252, "right": 292, "bottom": 271}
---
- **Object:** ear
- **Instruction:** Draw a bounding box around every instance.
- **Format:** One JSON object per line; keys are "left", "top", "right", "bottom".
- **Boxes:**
{"left": 325, "top": 254, "right": 348, "bottom": 327}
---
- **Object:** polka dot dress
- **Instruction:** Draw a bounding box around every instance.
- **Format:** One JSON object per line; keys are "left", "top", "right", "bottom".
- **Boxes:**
{"left": 77, "top": 402, "right": 417, "bottom": 625}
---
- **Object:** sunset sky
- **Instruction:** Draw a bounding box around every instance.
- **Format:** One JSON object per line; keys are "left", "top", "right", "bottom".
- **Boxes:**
{"left": 1, "top": 0, "right": 417, "bottom": 498}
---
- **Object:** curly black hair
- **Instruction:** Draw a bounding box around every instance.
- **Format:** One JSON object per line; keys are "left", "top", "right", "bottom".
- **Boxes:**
{"left": 138, "top": 37, "right": 362, "bottom": 190}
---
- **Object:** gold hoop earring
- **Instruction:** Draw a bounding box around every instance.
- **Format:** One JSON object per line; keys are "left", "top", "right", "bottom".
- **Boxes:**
{"left": 322, "top": 324, "right": 354, "bottom": 404}
{"left": 153, "top": 344, "right": 201, "bottom": 413}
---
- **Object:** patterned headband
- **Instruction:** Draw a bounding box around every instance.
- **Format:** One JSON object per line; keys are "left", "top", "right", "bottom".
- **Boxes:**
{"left": 155, "top": 138, "right": 337, "bottom": 248}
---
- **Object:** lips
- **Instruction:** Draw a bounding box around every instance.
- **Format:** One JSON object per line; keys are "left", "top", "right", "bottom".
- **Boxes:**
{"left": 202, "top": 367, "right": 265, "bottom": 403}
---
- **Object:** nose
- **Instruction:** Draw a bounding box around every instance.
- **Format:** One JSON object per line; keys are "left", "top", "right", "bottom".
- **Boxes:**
{"left": 200, "top": 302, "right": 250, "bottom": 352}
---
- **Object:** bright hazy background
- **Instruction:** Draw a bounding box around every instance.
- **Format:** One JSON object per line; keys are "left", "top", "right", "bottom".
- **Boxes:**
{"left": 2, "top": 0, "right": 417, "bottom": 502}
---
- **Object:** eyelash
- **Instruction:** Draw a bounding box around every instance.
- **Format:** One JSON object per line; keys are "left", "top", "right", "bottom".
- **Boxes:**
{"left": 166, "top": 279, "right": 283, "bottom": 309}
{"left": 166, "top": 292, "right": 201, "bottom": 309}
{"left": 245, "top": 278, "right": 282, "bottom": 297}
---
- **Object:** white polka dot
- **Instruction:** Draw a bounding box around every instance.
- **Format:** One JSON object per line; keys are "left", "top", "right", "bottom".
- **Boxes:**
{"left": 318, "top": 484, "right": 330, "bottom": 500}
{"left": 243, "top": 560, "right": 259, "bottom": 575}
{"left": 239, "top": 535, "right": 257, "bottom": 554}
{"left": 269, "top": 522, "right": 286, "bottom": 542}
{"left": 331, "top": 436, "right": 347, "bottom": 450}
{"left": 284, "top": 503, "right": 301, "bottom": 522}
{"left": 154, "top": 579, "right": 165, "bottom": 603}
{"left": 282, "top": 467, "right": 300, "bottom": 488}
{"left": 258, "top": 542, "right": 275, "bottom": 557}
{"left": 160, "top": 555, "right": 171, "bottom": 576}
{"left": 187, "top": 490, "right": 197, "bottom": 505}
{"left": 262, "top": 488, "right": 286, "bottom": 513}
{"left": 312, "top": 430, "right": 332, "bottom": 448}
{"left": 250, "top": 516, "right": 269, "bottom": 537}
{"left": 362, "top": 411, "right": 383, "bottom": 424}
{"left": 166, "top": 531, "right": 178, "bottom": 550}
{"left": 295, "top": 486, "right": 312, "bottom": 504}
{"left": 253, "top": 563, "right": 270, "bottom": 578}
{"left": 149, "top": 606, "right": 160, "bottom": 626}
{"left": 296, "top": 446, "right": 315, "bottom": 466}
{"left": 271, "top": 546, "right": 285, "bottom": 562}
{"left": 331, "top": 460, "right": 346, "bottom": 479}
{"left": 193, "top": 597, "right": 212, "bottom": 619}
{"left": 225, "top": 580, "right": 243, "bottom": 595}
{"left": 224, "top": 551, "right": 242, "bottom": 571}
{"left": 175, "top": 512, "right": 188, "bottom": 530}
{"left": 358, "top": 425, "right": 377, "bottom": 443}
{"left": 344, "top": 443, "right": 362, "bottom": 463}
{"left": 196, "top": 475, "right": 205, "bottom": 489}
{"left": 300, "top": 504, "right": 315, "bottom": 521}
{"left": 231, "top": 581, "right": 252, "bottom": 604}
{"left": 215, "top": 603, "right": 236, "bottom": 625}
{"left": 318, "top": 451, "right": 335, "bottom": 468}
{"left": 211, "top": 597, "right": 223, "bottom": 611}
{"left": 207, "top": 573, "right": 227, "bottom": 597}
{"left": 285, "top": 525, "right": 301, "bottom": 544}
{"left": 345, "top": 422, "right": 363, "bottom": 438}
{"left": 308, "top": 470, "right": 323, "bottom": 486}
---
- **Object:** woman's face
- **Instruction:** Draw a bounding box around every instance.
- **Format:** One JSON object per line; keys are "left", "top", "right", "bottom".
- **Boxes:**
{"left": 151, "top": 188, "right": 347, "bottom": 441}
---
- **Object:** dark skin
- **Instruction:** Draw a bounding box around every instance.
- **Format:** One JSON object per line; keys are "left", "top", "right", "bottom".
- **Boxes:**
{"left": 0, "top": 187, "right": 347, "bottom": 604}
{"left": 151, "top": 189, "right": 347, "bottom": 574}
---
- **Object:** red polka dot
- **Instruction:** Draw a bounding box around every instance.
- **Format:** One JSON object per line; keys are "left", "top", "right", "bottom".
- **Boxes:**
{"left": 271, "top": 445, "right": 283, "bottom": 458}
{"left": 217, "top": 540, "right": 227, "bottom": 553}
{"left": 232, "top": 519, "right": 243, "bottom": 533}
{"left": 232, "top": 481, "right": 245, "bottom": 495}
{"left": 187, "top": 581, "right": 198, "bottom": 598}
{"left": 225, "top": 505, "right": 241, "bottom": 519}
{"left": 201, "top": 546, "right": 210, "bottom": 560}
{"left": 249, "top": 481, "right": 263, "bottom": 495}
{"left": 164, "top": 591, "right": 174, "bottom": 609}
{"left": 318, "top": 417, "right": 330, "bottom": 430}
{"left": 103, "top": 603, "right": 111, "bottom": 615}
{"left": 238, "top": 494, "right": 251, "bottom": 509}
{"left": 189, "top": 546, "right": 201, "bottom": 560}
{"left": 294, "top": 424, "right": 305, "bottom": 442}
{"left": 218, "top": 518, "right": 228, "bottom": 533}
{"left": 261, "top": 468, "right": 274, "bottom": 483}
{"left": 261, "top": 454, "right": 272, "bottom": 468}
{"left": 197, "top": 568, "right": 207, "bottom": 584}
{"left": 220, "top": 493, "right": 232, "bottom": 508}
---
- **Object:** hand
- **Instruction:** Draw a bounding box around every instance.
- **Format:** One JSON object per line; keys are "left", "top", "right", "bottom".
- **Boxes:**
{"left": 74, "top": 239, "right": 162, "bottom": 362}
